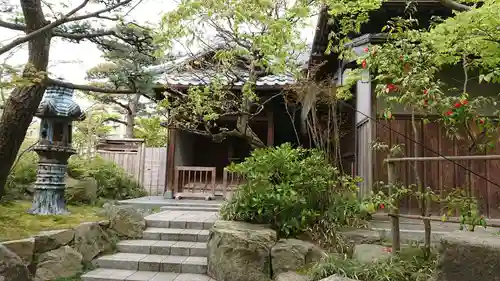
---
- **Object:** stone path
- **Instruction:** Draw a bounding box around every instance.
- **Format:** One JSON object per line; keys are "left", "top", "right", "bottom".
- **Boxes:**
{"left": 82, "top": 202, "right": 221, "bottom": 281}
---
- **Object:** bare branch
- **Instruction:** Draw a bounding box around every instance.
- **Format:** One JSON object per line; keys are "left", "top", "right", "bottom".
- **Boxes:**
{"left": 103, "top": 117, "right": 127, "bottom": 125}
{"left": 47, "top": 78, "right": 136, "bottom": 94}
{"left": 439, "top": 0, "right": 472, "bottom": 12}
{"left": 0, "top": 0, "right": 132, "bottom": 55}
{"left": 0, "top": 20, "right": 25, "bottom": 31}
{"left": 64, "top": 0, "right": 132, "bottom": 23}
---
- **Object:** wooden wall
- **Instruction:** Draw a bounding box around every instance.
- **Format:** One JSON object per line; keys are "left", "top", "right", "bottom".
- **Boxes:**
{"left": 99, "top": 147, "right": 167, "bottom": 196}
{"left": 372, "top": 116, "right": 500, "bottom": 218}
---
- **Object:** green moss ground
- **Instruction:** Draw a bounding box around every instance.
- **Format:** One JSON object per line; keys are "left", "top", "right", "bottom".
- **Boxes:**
{"left": 0, "top": 200, "right": 104, "bottom": 241}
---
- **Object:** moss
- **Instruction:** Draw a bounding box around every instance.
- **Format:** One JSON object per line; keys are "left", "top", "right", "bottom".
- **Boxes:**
{"left": 0, "top": 200, "right": 104, "bottom": 241}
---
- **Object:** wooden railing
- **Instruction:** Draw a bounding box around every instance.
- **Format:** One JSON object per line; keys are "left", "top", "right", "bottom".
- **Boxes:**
{"left": 174, "top": 166, "right": 216, "bottom": 200}
{"left": 222, "top": 168, "right": 245, "bottom": 200}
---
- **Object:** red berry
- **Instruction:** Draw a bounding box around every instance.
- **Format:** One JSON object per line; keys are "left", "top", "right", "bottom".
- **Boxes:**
{"left": 423, "top": 89, "right": 429, "bottom": 95}
{"left": 364, "top": 47, "right": 369, "bottom": 52}
{"left": 361, "top": 59, "right": 367, "bottom": 69}
{"left": 379, "top": 203, "right": 385, "bottom": 209}
{"left": 462, "top": 100, "right": 469, "bottom": 105}
{"left": 424, "top": 100, "right": 428, "bottom": 105}
{"left": 454, "top": 102, "right": 462, "bottom": 108}
{"left": 446, "top": 111, "right": 453, "bottom": 116}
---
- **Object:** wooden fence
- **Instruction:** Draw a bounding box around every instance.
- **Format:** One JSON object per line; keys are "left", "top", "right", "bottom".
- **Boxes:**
{"left": 99, "top": 147, "right": 167, "bottom": 196}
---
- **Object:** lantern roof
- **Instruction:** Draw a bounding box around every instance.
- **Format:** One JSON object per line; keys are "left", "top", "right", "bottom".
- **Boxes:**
{"left": 36, "top": 85, "right": 86, "bottom": 121}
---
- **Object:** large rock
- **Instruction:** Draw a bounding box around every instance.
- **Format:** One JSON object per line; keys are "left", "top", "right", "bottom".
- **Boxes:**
{"left": 207, "top": 220, "right": 277, "bottom": 281}
{"left": 0, "top": 244, "right": 32, "bottom": 281}
{"left": 34, "top": 246, "right": 83, "bottom": 281}
{"left": 107, "top": 205, "right": 146, "bottom": 238}
{"left": 73, "top": 222, "right": 112, "bottom": 262}
{"left": 1, "top": 238, "right": 35, "bottom": 265}
{"left": 271, "top": 239, "right": 327, "bottom": 276}
{"left": 353, "top": 244, "right": 391, "bottom": 264}
{"left": 275, "top": 271, "right": 310, "bottom": 281}
{"left": 34, "top": 229, "right": 74, "bottom": 253}
{"left": 338, "top": 228, "right": 381, "bottom": 244}
{"left": 433, "top": 231, "right": 500, "bottom": 281}
{"left": 319, "top": 275, "right": 358, "bottom": 281}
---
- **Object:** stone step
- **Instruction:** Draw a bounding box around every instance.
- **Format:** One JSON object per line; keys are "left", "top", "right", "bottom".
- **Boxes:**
{"left": 117, "top": 240, "right": 208, "bottom": 257}
{"left": 94, "top": 253, "right": 207, "bottom": 274}
{"left": 159, "top": 202, "right": 223, "bottom": 208}
{"left": 145, "top": 211, "right": 218, "bottom": 230}
{"left": 146, "top": 217, "right": 216, "bottom": 230}
{"left": 160, "top": 206, "right": 221, "bottom": 212}
{"left": 142, "top": 228, "right": 210, "bottom": 242}
{"left": 81, "top": 268, "right": 214, "bottom": 281}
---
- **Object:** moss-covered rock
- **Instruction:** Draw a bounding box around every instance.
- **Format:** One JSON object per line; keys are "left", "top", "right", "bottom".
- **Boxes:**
{"left": 207, "top": 220, "right": 277, "bottom": 281}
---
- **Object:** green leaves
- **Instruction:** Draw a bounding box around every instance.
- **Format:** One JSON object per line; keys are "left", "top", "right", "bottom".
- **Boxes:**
{"left": 220, "top": 143, "right": 365, "bottom": 237}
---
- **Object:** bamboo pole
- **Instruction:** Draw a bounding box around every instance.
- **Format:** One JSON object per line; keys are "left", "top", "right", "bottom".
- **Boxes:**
{"left": 387, "top": 161, "right": 401, "bottom": 253}
{"left": 385, "top": 155, "right": 500, "bottom": 162}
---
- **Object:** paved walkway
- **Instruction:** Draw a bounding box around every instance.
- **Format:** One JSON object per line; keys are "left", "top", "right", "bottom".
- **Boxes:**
{"left": 82, "top": 203, "right": 221, "bottom": 281}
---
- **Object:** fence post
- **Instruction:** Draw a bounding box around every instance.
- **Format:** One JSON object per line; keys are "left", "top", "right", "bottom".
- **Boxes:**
{"left": 387, "top": 161, "right": 401, "bottom": 253}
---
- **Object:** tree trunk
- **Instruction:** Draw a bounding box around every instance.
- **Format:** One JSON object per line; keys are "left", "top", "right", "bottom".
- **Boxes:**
{"left": 124, "top": 93, "right": 141, "bottom": 138}
{"left": 0, "top": 0, "right": 51, "bottom": 198}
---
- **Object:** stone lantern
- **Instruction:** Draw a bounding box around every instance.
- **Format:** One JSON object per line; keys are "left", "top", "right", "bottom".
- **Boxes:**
{"left": 28, "top": 83, "right": 85, "bottom": 215}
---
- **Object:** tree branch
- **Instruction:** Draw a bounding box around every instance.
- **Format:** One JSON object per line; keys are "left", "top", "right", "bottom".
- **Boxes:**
{"left": 47, "top": 78, "right": 136, "bottom": 94}
{"left": 53, "top": 30, "right": 115, "bottom": 40}
{"left": 0, "top": 0, "right": 132, "bottom": 55}
{"left": 0, "top": 20, "right": 25, "bottom": 31}
{"left": 103, "top": 117, "right": 128, "bottom": 125}
{"left": 0, "top": 20, "right": 115, "bottom": 41}
{"left": 439, "top": 0, "right": 472, "bottom": 12}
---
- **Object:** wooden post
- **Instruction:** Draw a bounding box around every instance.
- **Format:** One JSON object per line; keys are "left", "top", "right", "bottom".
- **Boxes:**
{"left": 387, "top": 161, "right": 401, "bottom": 253}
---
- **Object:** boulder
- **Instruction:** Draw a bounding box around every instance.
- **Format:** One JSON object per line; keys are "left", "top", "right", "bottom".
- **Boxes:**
{"left": 433, "top": 231, "right": 500, "bottom": 281}
{"left": 207, "top": 220, "right": 277, "bottom": 281}
{"left": 107, "top": 205, "right": 146, "bottom": 238}
{"left": 353, "top": 244, "right": 391, "bottom": 264}
{"left": 1, "top": 238, "right": 35, "bottom": 265}
{"left": 338, "top": 228, "right": 381, "bottom": 244}
{"left": 73, "top": 222, "right": 112, "bottom": 262}
{"left": 34, "top": 229, "right": 74, "bottom": 253}
{"left": 275, "top": 271, "right": 310, "bottom": 281}
{"left": 0, "top": 244, "right": 32, "bottom": 281}
{"left": 319, "top": 275, "right": 358, "bottom": 281}
{"left": 34, "top": 246, "right": 83, "bottom": 281}
{"left": 271, "top": 239, "right": 327, "bottom": 276}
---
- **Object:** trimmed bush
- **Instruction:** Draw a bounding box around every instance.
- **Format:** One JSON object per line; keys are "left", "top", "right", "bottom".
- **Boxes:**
{"left": 220, "top": 143, "right": 366, "bottom": 237}
{"left": 68, "top": 156, "right": 146, "bottom": 201}
{"left": 3, "top": 151, "right": 145, "bottom": 203}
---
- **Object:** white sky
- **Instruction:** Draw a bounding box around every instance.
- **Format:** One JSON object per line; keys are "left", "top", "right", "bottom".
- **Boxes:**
{"left": 0, "top": 0, "right": 317, "bottom": 109}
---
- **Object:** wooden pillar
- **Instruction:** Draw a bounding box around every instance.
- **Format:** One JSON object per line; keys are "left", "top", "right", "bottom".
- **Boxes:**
{"left": 165, "top": 128, "right": 177, "bottom": 197}
{"left": 267, "top": 109, "right": 274, "bottom": 146}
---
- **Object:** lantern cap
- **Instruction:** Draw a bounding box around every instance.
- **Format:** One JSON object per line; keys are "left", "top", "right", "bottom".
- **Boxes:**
{"left": 36, "top": 85, "right": 85, "bottom": 121}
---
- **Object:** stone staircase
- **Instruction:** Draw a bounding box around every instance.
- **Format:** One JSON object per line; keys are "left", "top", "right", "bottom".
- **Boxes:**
{"left": 82, "top": 204, "right": 221, "bottom": 281}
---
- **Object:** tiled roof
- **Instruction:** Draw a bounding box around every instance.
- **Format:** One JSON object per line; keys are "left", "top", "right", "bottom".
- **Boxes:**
{"left": 155, "top": 69, "right": 296, "bottom": 88}
{"left": 148, "top": 42, "right": 312, "bottom": 88}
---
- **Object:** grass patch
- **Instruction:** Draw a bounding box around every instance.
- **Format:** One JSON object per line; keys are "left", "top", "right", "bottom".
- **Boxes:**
{"left": 0, "top": 200, "right": 104, "bottom": 241}
{"left": 309, "top": 247, "right": 437, "bottom": 281}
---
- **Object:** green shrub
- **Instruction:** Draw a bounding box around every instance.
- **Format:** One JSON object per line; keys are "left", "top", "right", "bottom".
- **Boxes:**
{"left": 4, "top": 147, "right": 38, "bottom": 201}
{"left": 68, "top": 156, "right": 146, "bottom": 201}
{"left": 220, "top": 143, "right": 366, "bottom": 237}
{"left": 309, "top": 249, "right": 436, "bottom": 281}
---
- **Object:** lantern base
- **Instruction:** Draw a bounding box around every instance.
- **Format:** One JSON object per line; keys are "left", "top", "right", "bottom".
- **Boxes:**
{"left": 28, "top": 189, "right": 70, "bottom": 215}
